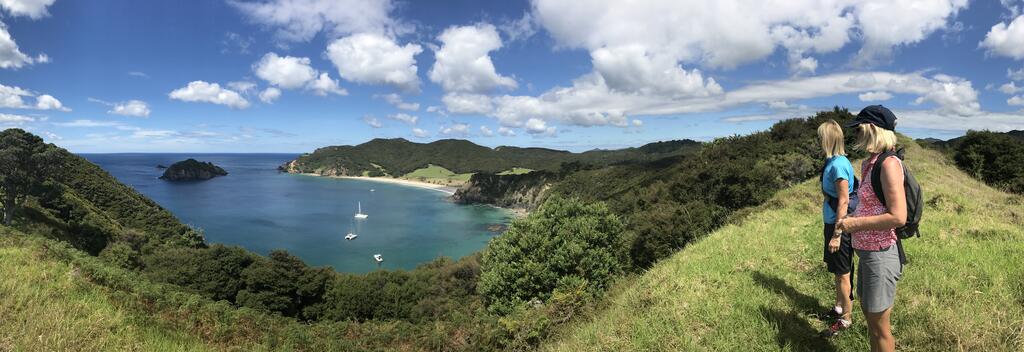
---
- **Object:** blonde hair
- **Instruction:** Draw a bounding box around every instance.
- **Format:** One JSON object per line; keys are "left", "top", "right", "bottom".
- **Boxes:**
{"left": 817, "top": 120, "right": 846, "bottom": 158}
{"left": 854, "top": 123, "right": 897, "bottom": 154}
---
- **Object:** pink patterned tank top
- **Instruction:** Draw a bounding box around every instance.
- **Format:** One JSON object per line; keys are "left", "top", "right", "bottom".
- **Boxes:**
{"left": 851, "top": 153, "right": 901, "bottom": 251}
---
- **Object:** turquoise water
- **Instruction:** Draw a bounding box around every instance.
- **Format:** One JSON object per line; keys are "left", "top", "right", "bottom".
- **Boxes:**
{"left": 82, "top": 154, "right": 511, "bottom": 273}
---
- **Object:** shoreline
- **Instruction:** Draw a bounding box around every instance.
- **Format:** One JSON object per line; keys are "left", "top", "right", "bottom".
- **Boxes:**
{"left": 298, "top": 173, "right": 458, "bottom": 195}
{"left": 294, "top": 172, "right": 529, "bottom": 218}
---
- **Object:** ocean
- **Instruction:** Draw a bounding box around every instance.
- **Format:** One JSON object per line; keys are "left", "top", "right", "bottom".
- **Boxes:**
{"left": 81, "top": 153, "right": 512, "bottom": 273}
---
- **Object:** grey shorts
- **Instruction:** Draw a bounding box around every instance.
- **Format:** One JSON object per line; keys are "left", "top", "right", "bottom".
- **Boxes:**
{"left": 856, "top": 245, "right": 902, "bottom": 313}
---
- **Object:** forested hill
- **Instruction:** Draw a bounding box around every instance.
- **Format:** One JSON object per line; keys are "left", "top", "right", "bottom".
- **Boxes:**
{"left": 280, "top": 137, "right": 701, "bottom": 177}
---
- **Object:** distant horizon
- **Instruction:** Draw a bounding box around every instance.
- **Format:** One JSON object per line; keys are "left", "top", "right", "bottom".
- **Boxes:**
{"left": 4, "top": 1, "right": 1024, "bottom": 153}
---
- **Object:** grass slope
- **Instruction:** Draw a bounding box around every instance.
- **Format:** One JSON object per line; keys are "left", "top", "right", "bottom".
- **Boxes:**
{"left": 546, "top": 141, "right": 1024, "bottom": 351}
{"left": 0, "top": 228, "right": 211, "bottom": 351}
{"left": 401, "top": 164, "right": 474, "bottom": 185}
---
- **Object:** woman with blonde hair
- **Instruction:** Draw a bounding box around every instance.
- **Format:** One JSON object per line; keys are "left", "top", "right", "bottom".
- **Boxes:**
{"left": 816, "top": 119, "right": 857, "bottom": 338}
{"left": 837, "top": 105, "right": 906, "bottom": 352}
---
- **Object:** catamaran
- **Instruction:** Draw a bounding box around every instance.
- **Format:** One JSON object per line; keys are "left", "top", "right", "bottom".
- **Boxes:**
{"left": 373, "top": 254, "right": 383, "bottom": 263}
{"left": 354, "top": 201, "right": 368, "bottom": 219}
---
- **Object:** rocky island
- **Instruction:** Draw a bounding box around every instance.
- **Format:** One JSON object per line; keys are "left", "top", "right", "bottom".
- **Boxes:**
{"left": 159, "top": 158, "right": 228, "bottom": 181}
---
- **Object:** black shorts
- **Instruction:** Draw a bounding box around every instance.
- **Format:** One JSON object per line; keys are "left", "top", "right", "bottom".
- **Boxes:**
{"left": 823, "top": 223, "right": 854, "bottom": 275}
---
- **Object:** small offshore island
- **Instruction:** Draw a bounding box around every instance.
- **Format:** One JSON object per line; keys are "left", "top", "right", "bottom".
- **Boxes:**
{"left": 159, "top": 158, "right": 228, "bottom": 181}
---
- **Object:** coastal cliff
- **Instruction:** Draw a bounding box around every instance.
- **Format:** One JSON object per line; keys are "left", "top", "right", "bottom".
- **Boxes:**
{"left": 160, "top": 159, "right": 228, "bottom": 181}
{"left": 452, "top": 171, "right": 558, "bottom": 210}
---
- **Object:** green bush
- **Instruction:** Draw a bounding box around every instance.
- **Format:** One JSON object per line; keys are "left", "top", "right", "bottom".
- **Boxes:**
{"left": 952, "top": 131, "right": 1024, "bottom": 194}
{"left": 478, "top": 196, "right": 628, "bottom": 315}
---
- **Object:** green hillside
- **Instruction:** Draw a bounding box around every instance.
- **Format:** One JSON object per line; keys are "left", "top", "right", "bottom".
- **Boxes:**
{"left": 282, "top": 137, "right": 701, "bottom": 177}
{"left": 545, "top": 141, "right": 1024, "bottom": 351}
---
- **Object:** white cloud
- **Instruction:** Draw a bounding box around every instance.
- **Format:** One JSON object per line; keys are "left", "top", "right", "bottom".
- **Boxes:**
{"left": 326, "top": 33, "right": 422, "bottom": 91}
{"left": 499, "top": 12, "right": 538, "bottom": 42}
{"left": 479, "top": 126, "right": 494, "bottom": 136}
{"left": 590, "top": 45, "right": 722, "bottom": 97}
{"left": 0, "top": 0, "right": 56, "bottom": 19}
{"left": 53, "top": 119, "right": 122, "bottom": 127}
{"left": 981, "top": 15, "right": 1024, "bottom": 59}
{"left": 307, "top": 72, "right": 348, "bottom": 96}
{"left": 386, "top": 113, "right": 417, "bottom": 125}
{"left": 439, "top": 123, "right": 470, "bottom": 137}
{"left": 34, "top": 94, "right": 69, "bottom": 111}
{"left": 0, "top": 85, "right": 68, "bottom": 111}
{"left": 377, "top": 93, "right": 418, "bottom": 111}
{"left": 858, "top": 91, "right": 893, "bottom": 101}
{"left": 631, "top": 119, "right": 643, "bottom": 127}
{"left": 462, "top": 71, "right": 986, "bottom": 134}
{"left": 228, "top": 0, "right": 405, "bottom": 42}
{"left": 1000, "top": 82, "right": 1024, "bottom": 95}
{"left": 524, "top": 118, "right": 555, "bottom": 136}
{"left": 498, "top": 126, "right": 515, "bottom": 136}
{"left": 429, "top": 24, "right": 517, "bottom": 94}
{"left": 412, "top": 127, "right": 429, "bottom": 138}
{"left": 442, "top": 93, "right": 493, "bottom": 115}
{"left": 1009, "top": 96, "right": 1024, "bottom": 106}
{"left": 128, "top": 71, "right": 148, "bottom": 78}
{"left": 0, "top": 22, "right": 47, "bottom": 69}
{"left": 254, "top": 53, "right": 317, "bottom": 89}
{"left": 1009, "top": 67, "right": 1024, "bottom": 81}
{"left": 259, "top": 87, "right": 281, "bottom": 103}
{"left": 228, "top": 81, "right": 258, "bottom": 94}
{"left": 109, "top": 100, "right": 151, "bottom": 117}
{"left": 533, "top": 0, "right": 966, "bottom": 70}
{"left": 791, "top": 56, "right": 818, "bottom": 75}
{"left": 0, "top": 112, "right": 34, "bottom": 124}
{"left": 169, "top": 81, "right": 250, "bottom": 109}
{"left": 363, "top": 115, "right": 382, "bottom": 128}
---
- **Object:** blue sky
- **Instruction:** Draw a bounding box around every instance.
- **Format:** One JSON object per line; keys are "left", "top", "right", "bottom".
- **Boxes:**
{"left": 2, "top": 0, "right": 1024, "bottom": 152}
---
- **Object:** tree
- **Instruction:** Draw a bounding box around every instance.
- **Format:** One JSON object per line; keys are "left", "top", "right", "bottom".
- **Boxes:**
{"left": 478, "top": 196, "right": 629, "bottom": 315}
{"left": 0, "top": 129, "right": 57, "bottom": 225}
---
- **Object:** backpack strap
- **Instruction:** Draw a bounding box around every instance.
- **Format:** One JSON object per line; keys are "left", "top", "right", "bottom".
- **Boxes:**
{"left": 870, "top": 149, "right": 902, "bottom": 207}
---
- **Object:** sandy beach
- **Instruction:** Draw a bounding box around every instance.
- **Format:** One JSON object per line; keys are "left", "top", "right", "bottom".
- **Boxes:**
{"left": 301, "top": 173, "right": 459, "bottom": 195}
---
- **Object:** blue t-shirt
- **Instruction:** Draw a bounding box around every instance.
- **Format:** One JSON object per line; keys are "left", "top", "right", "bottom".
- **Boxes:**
{"left": 821, "top": 155, "right": 855, "bottom": 224}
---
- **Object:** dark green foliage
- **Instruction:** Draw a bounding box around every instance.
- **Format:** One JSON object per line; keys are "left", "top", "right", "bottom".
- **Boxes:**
{"left": 236, "top": 250, "right": 332, "bottom": 320}
{"left": 0, "top": 129, "right": 57, "bottom": 225}
{"left": 478, "top": 197, "right": 629, "bottom": 315}
{"left": 143, "top": 244, "right": 255, "bottom": 302}
{"left": 951, "top": 131, "right": 1024, "bottom": 194}
{"left": 99, "top": 242, "right": 141, "bottom": 269}
{"left": 287, "top": 137, "right": 701, "bottom": 176}
{"left": 628, "top": 198, "right": 727, "bottom": 269}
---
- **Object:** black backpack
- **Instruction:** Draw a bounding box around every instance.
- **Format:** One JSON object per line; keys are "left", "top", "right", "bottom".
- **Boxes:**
{"left": 870, "top": 148, "right": 923, "bottom": 239}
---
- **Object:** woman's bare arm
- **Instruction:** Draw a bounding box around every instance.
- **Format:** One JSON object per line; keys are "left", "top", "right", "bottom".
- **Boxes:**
{"left": 840, "top": 157, "right": 906, "bottom": 232}
{"left": 834, "top": 179, "right": 849, "bottom": 221}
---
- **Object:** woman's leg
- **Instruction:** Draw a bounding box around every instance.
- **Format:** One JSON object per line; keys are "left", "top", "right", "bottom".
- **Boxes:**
{"left": 835, "top": 273, "right": 852, "bottom": 321}
{"left": 864, "top": 306, "right": 894, "bottom": 352}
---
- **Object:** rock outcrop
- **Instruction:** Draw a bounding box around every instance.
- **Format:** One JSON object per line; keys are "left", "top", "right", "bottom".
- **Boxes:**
{"left": 452, "top": 171, "right": 557, "bottom": 211}
{"left": 159, "top": 159, "right": 228, "bottom": 181}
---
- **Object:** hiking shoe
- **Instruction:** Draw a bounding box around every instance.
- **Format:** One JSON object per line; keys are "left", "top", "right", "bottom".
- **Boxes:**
{"left": 821, "top": 319, "right": 851, "bottom": 338}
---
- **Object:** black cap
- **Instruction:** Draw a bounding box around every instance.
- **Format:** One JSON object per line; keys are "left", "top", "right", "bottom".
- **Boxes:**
{"left": 846, "top": 105, "right": 897, "bottom": 131}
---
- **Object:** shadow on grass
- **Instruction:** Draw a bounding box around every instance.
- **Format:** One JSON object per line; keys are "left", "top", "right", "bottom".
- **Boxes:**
{"left": 752, "top": 271, "right": 835, "bottom": 352}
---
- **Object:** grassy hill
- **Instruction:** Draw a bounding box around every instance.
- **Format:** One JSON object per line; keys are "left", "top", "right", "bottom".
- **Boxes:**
{"left": 544, "top": 140, "right": 1024, "bottom": 351}
{"left": 282, "top": 137, "right": 701, "bottom": 177}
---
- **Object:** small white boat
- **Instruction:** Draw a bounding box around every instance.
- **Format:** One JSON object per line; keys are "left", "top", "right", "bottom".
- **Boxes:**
{"left": 370, "top": 189, "right": 375, "bottom": 192}
{"left": 345, "top": 233, "right": 357, "bottom": 240}
{"left": 373, "top": 254, "right": 383, "bottom": 263}
{"left": 354, "top": 201, "right": 368, "bottom": 219}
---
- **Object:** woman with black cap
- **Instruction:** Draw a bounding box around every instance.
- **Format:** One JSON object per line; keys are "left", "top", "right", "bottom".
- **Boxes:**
{"left": 836, "top": 105, "right": 906, "bottom": 352}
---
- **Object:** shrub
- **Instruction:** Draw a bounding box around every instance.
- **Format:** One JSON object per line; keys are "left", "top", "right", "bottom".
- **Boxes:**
{"left": 478, "top": 196, "right": 628, "bottom": 315}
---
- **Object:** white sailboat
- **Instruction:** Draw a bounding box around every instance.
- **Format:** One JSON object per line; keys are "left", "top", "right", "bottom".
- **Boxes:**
{"left": 354, "top": 201, "right": 368, "bottom": 219}
{"left": 373, "top": 254, "right": 383, "bottom": 263}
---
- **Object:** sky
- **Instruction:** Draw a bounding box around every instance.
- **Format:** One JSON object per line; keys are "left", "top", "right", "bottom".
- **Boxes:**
{"left": 2, "top": 0, "right": 1024, "bottom": 153}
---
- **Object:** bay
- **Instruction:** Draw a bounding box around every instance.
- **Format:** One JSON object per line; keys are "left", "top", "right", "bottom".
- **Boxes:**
{"left": 81, "top": 153, "right": 511, "bottom": 273}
